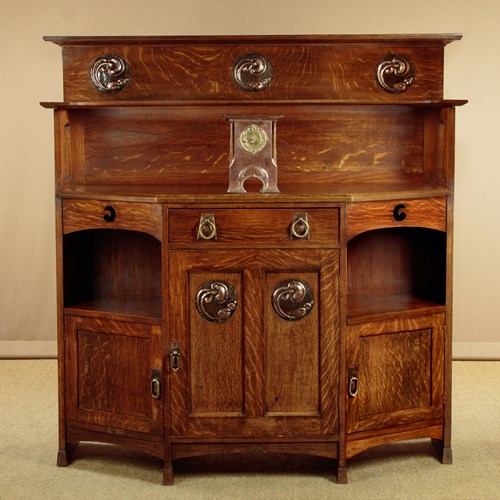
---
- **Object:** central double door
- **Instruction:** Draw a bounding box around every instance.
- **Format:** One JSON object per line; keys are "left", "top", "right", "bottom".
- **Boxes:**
{"left": 168, "top": 248, "right": 339, "bottom": 438}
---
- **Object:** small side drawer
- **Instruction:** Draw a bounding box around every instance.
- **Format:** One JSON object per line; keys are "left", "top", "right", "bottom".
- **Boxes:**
{"left": 169, "top": 208, "right": 339, "bottom": 248}
{"left": 347, "top": 197, "right": 447, "bottom": 241}
{"left": 62, "top": 200, "right": 162, "bottom": 240}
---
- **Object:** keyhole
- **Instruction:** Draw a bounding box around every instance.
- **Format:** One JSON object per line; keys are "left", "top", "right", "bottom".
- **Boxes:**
{"left": 103, "top": 205, "right": 116, "bottom": 222}
{"left": 393, "top": 204, "right": 407, "bottom": 222}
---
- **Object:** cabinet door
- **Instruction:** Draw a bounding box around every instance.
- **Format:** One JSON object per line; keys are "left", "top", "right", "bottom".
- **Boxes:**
{"left": 346, "top": 314, "right": 444, "bottom": 434}
{"left": 65, "top": 316, "right": 163, "bottom": 435}
{"left": 169, "top": 248, "right": 339, "bottom": 437}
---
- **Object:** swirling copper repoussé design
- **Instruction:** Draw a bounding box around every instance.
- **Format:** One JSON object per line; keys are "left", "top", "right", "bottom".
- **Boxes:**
{"left": 90, "top": 54, "right": 131, "bottom": 93}
{"left": 272, "top": 280, "right": 314, "bottom": 321}
{"left": 376, "top": 54, "right": 415, "bottom": 94}
{"left": 233, "top": 53, "right": 273, "bottom": 91}
{"left": 195, "top": 281, "right": 238, "bottom": 323}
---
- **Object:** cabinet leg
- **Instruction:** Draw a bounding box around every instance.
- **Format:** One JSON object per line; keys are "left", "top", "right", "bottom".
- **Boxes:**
{"left": 57, "top": 442, "right": 79, "bottom": 467}
{"left": 441, "top": 447, "right": 453, "bottom": 465}
{"left": 336, "top": 463, "right": 348, "bottom": 484}
{"left": 163, "top": 464, "right": 175, "bottom": 485}
{"left": 432, "top": 438, "right": 453, "bottom": 464}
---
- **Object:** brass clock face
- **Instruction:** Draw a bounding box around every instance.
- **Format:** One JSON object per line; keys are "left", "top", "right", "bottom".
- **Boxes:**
{"left": 239, "top": 124, "right": 268, "bottom": 154}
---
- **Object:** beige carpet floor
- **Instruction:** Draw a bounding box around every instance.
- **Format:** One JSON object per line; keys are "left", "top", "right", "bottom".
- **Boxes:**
{"left": 0, "top": 360, "right": 499, "bottom": 499}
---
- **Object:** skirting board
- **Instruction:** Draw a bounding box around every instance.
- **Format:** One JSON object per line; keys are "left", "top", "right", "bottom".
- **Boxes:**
{"left": 453, "top": 342, "right": 500, "bottom": 361}
{"left": 1, "top": 341, "right": 499, "bottom": 360}
{"left": 0, "top": 341, "right": 57, "bottom": 359}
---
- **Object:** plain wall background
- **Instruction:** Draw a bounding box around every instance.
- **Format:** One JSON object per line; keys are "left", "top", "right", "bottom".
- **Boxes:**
{"left": 1, "top": 0, "right": 499, "bottom": 358}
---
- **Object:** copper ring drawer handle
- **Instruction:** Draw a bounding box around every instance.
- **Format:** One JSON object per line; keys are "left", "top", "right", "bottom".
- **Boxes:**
{"left": 393, "top": 204, "right": 407, "bottom": 222}
{"left": 197, "top": 213, "right": 217, "bottom": 240}
{"left": 290, "top": 212, "right": 310, "bottom": 239}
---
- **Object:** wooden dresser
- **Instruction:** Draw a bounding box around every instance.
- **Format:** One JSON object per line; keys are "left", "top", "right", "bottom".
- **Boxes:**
{"left": 42, "top": 34, "right": 466, "bottom": 484}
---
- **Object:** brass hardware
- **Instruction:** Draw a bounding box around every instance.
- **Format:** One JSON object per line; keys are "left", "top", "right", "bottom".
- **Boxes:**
{"left": 272, "top": 279, "right": 314, "bottom": 321}
{"left": 376, "top": 54, "right": 415, "bottom": 94}
{"left": 233, "top": 53, "right": 273, "bottom": 92}
{"left": 169, "top": 344, "right": 181, "bottom": 372}
{"left": 195, "top": 280, "right": 238, "bottom": 323}
{"left": 90, "top": 54, "right": 130, "bottom": 93}
{"left": 290, "top": 212, "right": 310, "bottom": 240}
{"left": 197, "top": 213, "right": 217, "bottom": 240}
{"left": 348, "top": 366, "right": 359, "bottom": 398}
{"left": 226, "top": 116, "right": 281, "bottom": 194}
{"left": 393, "top": 203, "right": 407, "bottom": 222}
{"left": 239, "top": 124, "right": 268, "bottom": 155}
{"left": 151, "top": 369, "right": 161, "bottom": 399}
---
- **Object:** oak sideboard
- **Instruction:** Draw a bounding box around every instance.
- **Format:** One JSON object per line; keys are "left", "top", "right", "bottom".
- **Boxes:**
{"left": 42, "top": 34, "right": 466, "bottom": 484}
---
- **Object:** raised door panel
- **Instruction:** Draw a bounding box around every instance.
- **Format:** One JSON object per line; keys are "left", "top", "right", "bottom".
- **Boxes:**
{"left": 65, "top": 316, "right": 163, "bottom": 435}
{"left": 264, "top": 271, "right": 320, "bottom": 417}
{"left": 188, "top": 272, "right": 244, "bottom": 417}
{"left": 346, "top": 314, "right": 444, "bottom": 434}
{"left": 169, "top": 248, "right": 339, "bottom": 437}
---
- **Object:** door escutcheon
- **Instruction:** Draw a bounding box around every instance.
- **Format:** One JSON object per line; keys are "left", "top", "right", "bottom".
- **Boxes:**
{"left": 151, "top": 369, "right": 162, "bottom": 399}
{"left": 169, "top": 344, "right": 181, "bottom": 372}
{"left": 348, "top": 366, "right": 359, "bottom": 398}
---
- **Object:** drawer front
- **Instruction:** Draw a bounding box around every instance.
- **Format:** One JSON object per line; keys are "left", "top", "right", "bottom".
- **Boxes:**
{"left": 347, "top": 197, "right": 446, "bottom": 241}
{"left": 63, "top": 199, "right": 162, "bottom": 240}
{"left": 169, "top": 208, "right": 339, "bottom": 248}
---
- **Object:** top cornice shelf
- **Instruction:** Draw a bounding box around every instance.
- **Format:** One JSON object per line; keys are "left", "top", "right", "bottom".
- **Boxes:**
{"left": 40, "top": 99, "right": 468, "bottom": 109}
{"left": 43, "top": 34, "right": 463, "bottom": 107}
{"left": 44, "top": 34, "right": 462, "bottom": 46}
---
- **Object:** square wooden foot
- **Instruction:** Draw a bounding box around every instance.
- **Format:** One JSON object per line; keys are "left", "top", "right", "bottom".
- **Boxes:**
{"left": 441, "top": 447, "right": 453, "bottom": 464}
{"left": 336, "top": 465, "right": 348, "bottom": 484}
{"left": 163, "top": 465, "right": 174, "bottom": 485}
{"left": 432, "top": 438, "right": 453, "bottom": 464}
{"left": 57, "top": 442, "right": 79, "bottom": 467}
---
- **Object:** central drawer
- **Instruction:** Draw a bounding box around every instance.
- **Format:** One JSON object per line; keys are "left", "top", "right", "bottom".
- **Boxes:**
{"left": 168, "top": 208, "right": 339, "bottom": 248}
